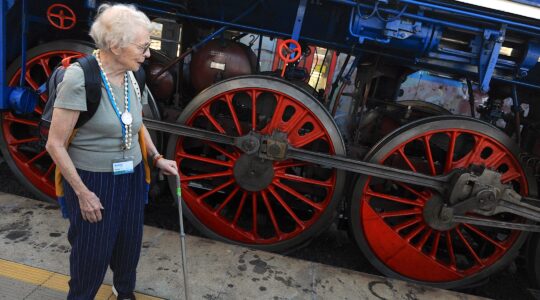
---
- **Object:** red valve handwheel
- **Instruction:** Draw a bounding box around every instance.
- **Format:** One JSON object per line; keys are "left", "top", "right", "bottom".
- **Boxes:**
{"left": 47, "top": 4, "right": 77, "bottom": 30}
{"left": 278, "top": 39, "right": 302, "bottom": 77}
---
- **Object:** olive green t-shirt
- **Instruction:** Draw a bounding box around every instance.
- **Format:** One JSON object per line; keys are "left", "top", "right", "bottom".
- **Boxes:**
{"left": 53, "top": 63, "right": 148, "bottom": 172}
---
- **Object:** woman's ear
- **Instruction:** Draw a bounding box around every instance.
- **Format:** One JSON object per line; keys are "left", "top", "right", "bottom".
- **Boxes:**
{"left": 110, "top": 43, "right": 122, "bottom": 56}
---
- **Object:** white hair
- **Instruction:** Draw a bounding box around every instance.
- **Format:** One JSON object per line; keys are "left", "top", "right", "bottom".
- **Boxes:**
{"left": 89, "top": 3, "right": 153, "bottom": 49}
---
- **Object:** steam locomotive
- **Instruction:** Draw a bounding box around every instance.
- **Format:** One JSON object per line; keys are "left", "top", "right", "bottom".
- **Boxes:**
{"left": 3, "top": 0, "right": 540, "bottom": 290}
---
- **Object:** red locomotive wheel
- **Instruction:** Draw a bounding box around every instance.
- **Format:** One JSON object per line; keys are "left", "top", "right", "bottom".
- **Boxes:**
{"left": 0, "top": 41, "right": 94, "bottom": 202}
{"left": 166, "top": 75, "right": 346, "bottom": 252}
{"left": 1, "top": 40, "right": 163, "bottom": 203}
{"left": 349, "top": 116, "right": 535, "bottom": 288}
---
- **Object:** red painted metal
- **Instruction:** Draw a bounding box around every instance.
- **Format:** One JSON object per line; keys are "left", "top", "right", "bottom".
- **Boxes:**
{"left": 173, "top": 87, "right": 338, "bottom": 245}
{"left": 277, "top": 39, "right": 301, "bottom": 77}
{"left": 46, "top": 4, "right": 77, "bottom": 30}
{"left": 3, "top": 50, "right": 84, "bottom": 199}
{"left": 359, "top": 129, "right": 527, "bottom": 282}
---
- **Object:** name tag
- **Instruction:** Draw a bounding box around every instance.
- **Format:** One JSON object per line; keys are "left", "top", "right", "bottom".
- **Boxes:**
{"left": 112, "top": 158, "right": 134, "bottom": 175}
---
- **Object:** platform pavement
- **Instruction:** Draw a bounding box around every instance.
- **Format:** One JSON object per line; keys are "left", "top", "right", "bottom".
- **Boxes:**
{"left": 0, "top": 192, "right": 487, "bottom": 299}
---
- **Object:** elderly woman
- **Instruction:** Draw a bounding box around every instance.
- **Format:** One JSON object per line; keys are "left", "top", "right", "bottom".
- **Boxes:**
{"left": 46, "top": 3, "right": 177, "bottom": 300}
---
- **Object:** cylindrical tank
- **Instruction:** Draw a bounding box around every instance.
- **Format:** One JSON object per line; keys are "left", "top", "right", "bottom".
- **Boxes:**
{"left": 146, "top": 63, "right": 175, "bottom": 102}
{"left": 190, "top": 39, "right": 258, "bottom": 92}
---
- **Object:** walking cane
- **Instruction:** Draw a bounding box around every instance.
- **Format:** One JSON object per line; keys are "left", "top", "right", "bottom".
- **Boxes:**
{"left": 175, "top": 174, "right": 190, "bottom": 300}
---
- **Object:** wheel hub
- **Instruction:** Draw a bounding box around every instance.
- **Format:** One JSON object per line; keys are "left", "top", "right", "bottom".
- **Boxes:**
{"left": 422, "top": 194, "right": 457, "bottom": 231}
{"left": 233, "top": 154, "right": 274, "bottom": 191}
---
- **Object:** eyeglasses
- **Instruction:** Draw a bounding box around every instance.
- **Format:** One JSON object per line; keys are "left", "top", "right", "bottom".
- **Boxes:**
{"left": 130, "top": 42, "right": 151, "bottom": 54}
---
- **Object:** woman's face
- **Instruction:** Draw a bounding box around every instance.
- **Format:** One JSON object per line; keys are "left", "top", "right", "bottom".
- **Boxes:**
{"left": 117, "top": 26, "right": 151, "bottom": 71}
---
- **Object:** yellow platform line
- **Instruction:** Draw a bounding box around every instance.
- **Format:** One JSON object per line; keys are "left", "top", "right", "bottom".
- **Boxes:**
{"left": 0, "top": 259, "right": 162, "bottom": 300}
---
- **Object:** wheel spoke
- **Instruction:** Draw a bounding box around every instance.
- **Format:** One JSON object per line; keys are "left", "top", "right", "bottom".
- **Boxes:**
{"left": 463, "top": 136, "right": 486, "bottom": 166}
{"left": 444, "top": 131, "right": 458, "bottom": 172}
{"left": 251, "top": 193, "right": 258, "bottom": 235}
{"left": 177, "top": 153, "right": 233, "bottom": 168}
{"left": 225, "top": 94, "right": 243, "bottom": 136}
{"left": 423, "top": 135, "right": 436, "bottom": 175}
{"left": 287, "top": 113, "right": 327, "bottom": 148}
{"left": 416, "top": 228, "right": 433, "bottom": 250}
{"left": 268, "top": 186, "right": 306, "bottom": 229}
{"left": 273, "top": 181, "right": 323, "bottom": 211}
{"left": 398, "top": 148, "right": 417, "bottom": 172}
{"left": 446, "top": 231, "right": 457, "bottom": 269}
{"left": 395, "top": 182, "right": 428, "bottom": 202}
{"left": 203, "top": 141, "right": 237, "bottom": 160}
{"left": 282, "top": 110, "right": 308, "bottom": 133}
{"left": 251, "top": 90, "right": 257, "bottom": 131}
{"left": 27, "top": 150, "right": 48, "bottom": 165}
{"left": 214, "top": 186, "right": 239, "bottom": 214}
{"left": 290, "top": 131, "right": 325, "bottom": 148}
{"left": 24, "top": 73, "right": 40, "bottom": 90}
{"left": 232, "top": 192, "right": 248, "bottom": 226}
{"left": 273, "top": 160, "right": 309, "bottom": 170}
{"left": 392, "top": 217, "right": 422, "bottom": 232}
{"left": 38, "top": 58, "right": 52, "bottom": 77}
{"left": 262, "top": 191, "right": 282, "bottom": 237}
{"left": 484, "top": 151, "right": 506, "bottom": 168}
{"left": 501, "top": 170, "right": 521, "bottom": 183}
{"left": 275, "top": 173, "right": 333, "bottom": 187}
{"left": 44, "top": 163, "right": 55, "bottom": 178}
{"left": 195, "top": 179, "right": 235, "bottom": 203}
{"left": 34, "top": 106, "right": 43, "bottom": 115}
{"left": 380, "top": 208, "right": 421, "bottom": 218}
{"left": 365, "top": 188, "right": 423, "bottom": 207}
{"left": 8, "top": 137, "right": 39, "bottom": 146}
{"left": 264, "top": 95, "right": 285, "bottom": 133}
{"left": 183, "top": 170, "right": 233, "bottom": 181}
{"left": 455, "top": 226, "right": 484, "bottom": 266}
{"left": 429, "top": 231, "right": 441, "bottom": 258}
{"left": 201, "top": 107, "right": 226, "bottom": 134}
{"left": 404, "top": 224, "right": 426, "bottom": 242}
{"left": 462, "top": 223, "right": 507, "bottom": 251}
{"left": 3, "top": 114, "right": 38, "bottom": 127}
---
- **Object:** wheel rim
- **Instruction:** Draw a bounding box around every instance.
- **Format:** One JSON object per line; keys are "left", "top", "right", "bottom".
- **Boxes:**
{"left": 351, "top": 116, "right": 532, "bottom": 286}
{"left": 1, "top": 43, "right": 90, "bottom": 201}
{"left": 167, "top": 76, "right": 345, "bottom": 250}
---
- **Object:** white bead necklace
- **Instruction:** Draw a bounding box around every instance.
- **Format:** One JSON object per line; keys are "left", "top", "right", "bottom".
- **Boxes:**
{"left": 94, "top": 50, "right": 133, "bottom": 150}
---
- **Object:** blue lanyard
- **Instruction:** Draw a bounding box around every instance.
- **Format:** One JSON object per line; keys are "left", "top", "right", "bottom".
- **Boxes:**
{"left": 99, "top": 71, "right": 131, "bottom": 140}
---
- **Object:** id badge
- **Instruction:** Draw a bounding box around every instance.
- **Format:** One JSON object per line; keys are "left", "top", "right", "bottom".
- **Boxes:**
{"left": 112, "top": 157, "right": 134, "bottom": 175}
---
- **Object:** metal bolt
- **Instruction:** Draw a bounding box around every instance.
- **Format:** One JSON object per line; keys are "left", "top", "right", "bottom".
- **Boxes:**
{"left": 268, "top": 144, "right": 281, "bottom": 156}
{"left": 242, "top": 140, "right": 255, "bottom": 152}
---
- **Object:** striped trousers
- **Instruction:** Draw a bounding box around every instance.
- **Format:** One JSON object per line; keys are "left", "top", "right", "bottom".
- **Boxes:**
{"left": 63, "top": 163, "right": 145, "bottom": 300}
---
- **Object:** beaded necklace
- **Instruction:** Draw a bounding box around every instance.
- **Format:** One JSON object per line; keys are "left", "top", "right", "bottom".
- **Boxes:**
{"left": 94, "top": 49, "right": 133, "bottom": 150}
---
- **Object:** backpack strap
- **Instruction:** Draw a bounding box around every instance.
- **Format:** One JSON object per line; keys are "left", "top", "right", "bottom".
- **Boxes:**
{"left": 133, "top": 66, "right": 146, "bottom": 91}
{"left": 75, "top": 55, "right": 102, "bottom": 128}
{"left": 129, "top": 67, "right": 147, "bottom": 104}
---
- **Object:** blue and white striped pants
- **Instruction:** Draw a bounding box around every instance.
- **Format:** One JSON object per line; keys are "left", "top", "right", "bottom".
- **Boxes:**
{"left": 63, "top": 163, "right": 145, "bottom": 300}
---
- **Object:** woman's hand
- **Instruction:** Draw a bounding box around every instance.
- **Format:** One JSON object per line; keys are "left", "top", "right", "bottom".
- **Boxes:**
{"left": 155, "top": 158, "right": 179, "bottom": 176}
{"left": 78, "top": 190, "right": 104, "bottom": 223}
